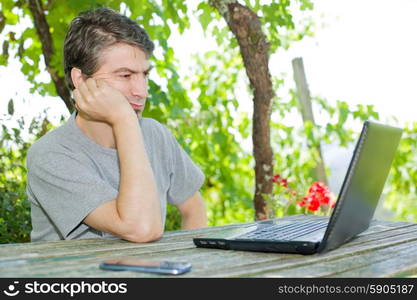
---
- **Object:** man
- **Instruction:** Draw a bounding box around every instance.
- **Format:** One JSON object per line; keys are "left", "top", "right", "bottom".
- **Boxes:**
{"left": 26, "top": 7, "right": 207, "bottom": 242}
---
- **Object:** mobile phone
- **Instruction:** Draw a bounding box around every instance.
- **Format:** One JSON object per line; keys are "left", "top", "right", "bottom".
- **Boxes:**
{"left": 99, "top": 258, "right": 192, "bottom": 275}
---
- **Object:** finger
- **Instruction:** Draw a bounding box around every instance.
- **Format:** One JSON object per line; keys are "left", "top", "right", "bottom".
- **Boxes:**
{"left": 73, "top": 89, "right": 80, "bottom": 102}
{"left": 94, "top": 78, "right": 104, "bottom": 89}
{"left": 77, "top": 73, "right": 88, "bottom": 89}
{"left": 73, "top": 89, "right": 91, "bottom": 120}
{"left": 77, "top": 78, "right": 92, "bottom": 102}
{"left": 85, "top": 77, "right": 98, "bottom": 90}
{"left": 95, "top": 78, "right": 110, "bottom": 90}
{"left": 73, "top": 89, "right": 83, "bottom": 108}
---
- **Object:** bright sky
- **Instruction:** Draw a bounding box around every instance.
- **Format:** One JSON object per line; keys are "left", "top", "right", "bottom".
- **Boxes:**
{"left": 1, "top": 0, "right": 416, "bottom": 127}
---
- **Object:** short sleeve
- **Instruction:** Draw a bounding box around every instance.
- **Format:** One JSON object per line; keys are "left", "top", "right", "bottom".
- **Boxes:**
{"left": 166, "top": 133, "right": 205, "bottom": 205}
{"left": 27, "top": 151, "right": 118, "bottom": 239}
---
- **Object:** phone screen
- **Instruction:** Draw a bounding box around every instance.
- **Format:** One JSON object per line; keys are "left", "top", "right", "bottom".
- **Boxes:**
{"left": 99, "top": 258, "right": 192, "bottom": 275}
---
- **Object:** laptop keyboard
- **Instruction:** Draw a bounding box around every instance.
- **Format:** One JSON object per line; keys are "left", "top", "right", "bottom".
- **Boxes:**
{"left": 236, "top": 220, "right": 328, "bottom": 241}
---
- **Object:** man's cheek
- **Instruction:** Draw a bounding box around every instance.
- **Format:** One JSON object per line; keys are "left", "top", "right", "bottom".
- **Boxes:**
{"left": 107, "top": 81, "right": 129, "bottom": 98}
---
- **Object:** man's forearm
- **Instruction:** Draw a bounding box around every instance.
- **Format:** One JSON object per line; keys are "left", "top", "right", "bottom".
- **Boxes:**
{"left": 179, "top": 193, "right": 208, "bottom": 230}
{"left": 113, "top": 116, "right": 163, "bottom": 238}
{"left": 181, "top": 213, "right": 208, "bottom": 230}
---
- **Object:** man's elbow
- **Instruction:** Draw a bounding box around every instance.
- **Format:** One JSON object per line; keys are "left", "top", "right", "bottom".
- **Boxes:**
{"left": 121, "top": 223, "right": 163, "bottom": 243}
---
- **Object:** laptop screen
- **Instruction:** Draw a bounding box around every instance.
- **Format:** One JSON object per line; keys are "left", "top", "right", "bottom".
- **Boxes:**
{"left": 317, "top": 121, "right": 403, "bottom": 253}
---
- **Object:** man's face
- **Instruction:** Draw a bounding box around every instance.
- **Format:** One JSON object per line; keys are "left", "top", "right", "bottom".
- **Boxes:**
{"left": 91, "top": 43, "right": 151, "bottom": 117}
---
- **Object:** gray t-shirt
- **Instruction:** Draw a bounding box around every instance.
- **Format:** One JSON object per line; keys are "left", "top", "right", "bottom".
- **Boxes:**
{"left": 26, "top": 113, "right": 205, "bottom": 242}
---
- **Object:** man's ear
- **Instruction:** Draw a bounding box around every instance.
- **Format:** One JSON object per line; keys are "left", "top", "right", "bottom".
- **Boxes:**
{"left": 70, "top": 67, "right": 83, "bottom": 89}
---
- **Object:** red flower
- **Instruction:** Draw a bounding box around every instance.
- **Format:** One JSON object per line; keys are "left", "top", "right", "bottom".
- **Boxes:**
{"left": 299, "top": 195, "right": 320, "bottom": 212}
{"left": 271, "top": 174, "right": 289, "bottom": 188}
{"left": 308, "top": 199, "right": 321, "bottom": 212}
{"left": 272, "top": 174, "right": 281, "bottom": 184}
{"left": 270, "top": 174, "right": 335, "bottom": 214}
{"left": 297, "top": 181, "right": 334, "bottom": 212}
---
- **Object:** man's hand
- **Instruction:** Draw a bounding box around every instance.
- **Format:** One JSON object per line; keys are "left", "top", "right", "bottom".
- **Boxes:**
{"left": 73, "top": 77, "right": 135, "bottom": 125}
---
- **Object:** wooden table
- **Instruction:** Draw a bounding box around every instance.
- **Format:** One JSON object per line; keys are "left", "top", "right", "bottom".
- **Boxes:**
{"left": 1, "top": 215, "right": 417, "bottom": 278}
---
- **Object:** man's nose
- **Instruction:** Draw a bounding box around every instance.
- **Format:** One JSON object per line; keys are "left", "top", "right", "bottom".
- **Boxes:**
{"left": 130, "top": 75, "right": 148, "bottom": 99}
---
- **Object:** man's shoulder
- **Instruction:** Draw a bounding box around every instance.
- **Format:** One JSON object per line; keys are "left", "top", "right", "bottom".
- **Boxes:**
{"left": 141, "top": 117, "right": 179, "bottom": 149}
{"left": 141, "top": 117, "right": 165, "bottom": 129}
{"left": 141, "top": 117, "right": 172, "bottom": 137}
{"left": 27, "top": 119, "right": 74, "bottom": 162}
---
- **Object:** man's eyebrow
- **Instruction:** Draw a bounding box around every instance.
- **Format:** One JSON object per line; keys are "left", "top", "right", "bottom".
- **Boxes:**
{"left": 113, "top": 66, "right": 153, "bottom": 73}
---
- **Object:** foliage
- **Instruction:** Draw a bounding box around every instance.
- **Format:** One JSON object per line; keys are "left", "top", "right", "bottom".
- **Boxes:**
{"left": 176, "top": 49, "right": 255, "bottom": 226}
{"left": 165, "top": 203, "right": 182, "bottom": 231}
{"left": 0, "top": 101, "right": 54, "bottom": 243}
{"left": 384, "top": 122, "right": 417, "bottom": 222}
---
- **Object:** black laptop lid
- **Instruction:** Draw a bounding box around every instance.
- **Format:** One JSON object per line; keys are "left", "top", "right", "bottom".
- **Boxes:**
{"left": 317, "top": 121, "right": 403, "bottom": 253}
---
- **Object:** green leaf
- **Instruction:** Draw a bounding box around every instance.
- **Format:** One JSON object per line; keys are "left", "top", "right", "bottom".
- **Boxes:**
{"left": 7, "top": 98, "right": 14, "bottom": 115}
{"left": 197, "top": 2, "right": 212, "bottom": 32}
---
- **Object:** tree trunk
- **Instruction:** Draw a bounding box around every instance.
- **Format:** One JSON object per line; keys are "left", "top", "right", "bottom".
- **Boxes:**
{"left": 27, "top": 0, "right": 73, "bottom": 113}
{"left": 210, "top": 1, "right": 274, "bottom": 220}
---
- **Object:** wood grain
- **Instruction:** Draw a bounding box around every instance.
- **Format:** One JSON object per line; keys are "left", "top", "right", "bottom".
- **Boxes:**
{"left": 1, "top": 215, "right": 416, "bottom": 278}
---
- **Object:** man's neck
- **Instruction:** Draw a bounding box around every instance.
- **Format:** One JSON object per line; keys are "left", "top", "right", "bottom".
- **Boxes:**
{"left": 75, "top": 114, "right": 116, "bottom": 149}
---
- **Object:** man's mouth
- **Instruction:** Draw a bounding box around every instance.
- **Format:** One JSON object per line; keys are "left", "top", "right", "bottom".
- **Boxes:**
{"left": 130, "top": 103, "right": 144, "bottom": 111}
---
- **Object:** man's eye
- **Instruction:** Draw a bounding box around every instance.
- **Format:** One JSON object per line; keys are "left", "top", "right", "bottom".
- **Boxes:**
{"left": 119, "top": 74, "right": 131, "bottom": 78}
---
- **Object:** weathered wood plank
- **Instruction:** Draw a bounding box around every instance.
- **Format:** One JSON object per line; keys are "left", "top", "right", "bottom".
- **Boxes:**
{"left": 330, "top": 248, "right": 417, "bottom": 278}
{"left": 0, "top": 242, "right": 196, "bottom": 276}
{"left": 249, "top": 240, "right": 417, "bottom": 278}
{"left": 0, "top": 217, "right": 411, "bottom": 262}
{"left": 0, "top": 215, "right": 320, "bottom": 261}
{"left": 185, "top": 229, "right": 417, "bottom": 277}
{"left": 17, "top": 228, "right": 417, "bottom": 278}
{"left": 4, "top": 226, "right": 417, "bottom": 278}
{"left": 1, "top": 216, "right": 416, "bottom": 277}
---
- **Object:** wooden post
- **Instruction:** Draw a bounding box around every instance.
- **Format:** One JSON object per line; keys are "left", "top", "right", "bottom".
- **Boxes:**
{"left": 292, "top": 57, "right": 328, "bottom": 184}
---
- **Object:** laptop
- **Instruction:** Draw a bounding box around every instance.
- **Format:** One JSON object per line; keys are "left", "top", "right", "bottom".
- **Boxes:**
{"left": 194, "top": 120, "right": 403, "bottom": 254}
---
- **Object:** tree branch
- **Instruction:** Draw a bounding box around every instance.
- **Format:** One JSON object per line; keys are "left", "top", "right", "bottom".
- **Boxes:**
{"left": 27, "top": 0, "right": 73, "bottom": 113}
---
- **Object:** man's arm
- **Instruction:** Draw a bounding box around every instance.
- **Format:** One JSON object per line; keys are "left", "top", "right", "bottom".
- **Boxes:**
{"left": 176, "top": 192, "right": 207, "bottom": 229}
{"left": 74, "top": 77, "right": 163, "bottom": 243}
{"left": 84, "top": 117, "right": 163, "bottom": 242}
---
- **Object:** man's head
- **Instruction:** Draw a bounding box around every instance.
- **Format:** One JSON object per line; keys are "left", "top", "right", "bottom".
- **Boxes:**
{"left": 64, "top": 7, "right": 154, "bottom": 115}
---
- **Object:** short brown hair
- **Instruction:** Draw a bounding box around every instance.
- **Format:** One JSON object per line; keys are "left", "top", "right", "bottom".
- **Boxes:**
{"left": 63, "top": 7, "right": 154, "bottom": 90}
